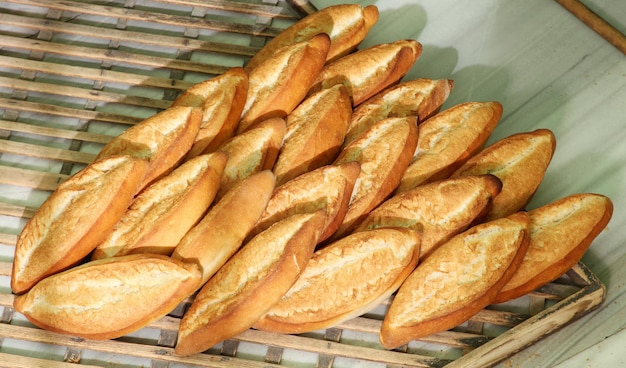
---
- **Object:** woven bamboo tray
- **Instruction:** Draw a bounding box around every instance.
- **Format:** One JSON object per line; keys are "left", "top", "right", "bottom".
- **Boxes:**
{"left": 0, "top": 1, "right": 607, "bottom": 367}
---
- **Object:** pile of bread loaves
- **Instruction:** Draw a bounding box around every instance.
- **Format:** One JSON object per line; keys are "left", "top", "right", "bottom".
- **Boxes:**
{"left": 11, "top": 4, "right": 613, "bottom": 357}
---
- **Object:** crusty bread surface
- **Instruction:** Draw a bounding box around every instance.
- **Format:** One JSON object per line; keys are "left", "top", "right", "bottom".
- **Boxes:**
{"left": 11, "top": 155, "right": 148, "bottom": 294}
{"left": 396, "top": 101, "right": 503, "bottom": 194}
{"left": 254, "top": 227, "right": 421, "bottom": 334}
{"left": 14, "top": 254, "right": 201, "bottom": 340}
{"left": 91, "top": 152, "right": 227, "bottom": 260}
{"left": 354, "top": 174, "right": 503, "bottom": 259}
{"left": 175, "top": 211, "right": 326, "bottom": 356}
{"left": 380, "top": 211, "right": 531, "bottom": 349}
{"left": 494, "top": 193, "right": 613, "bottom": 303}
{"left": 172, "top": 170, "right": 276, "bottom": 285}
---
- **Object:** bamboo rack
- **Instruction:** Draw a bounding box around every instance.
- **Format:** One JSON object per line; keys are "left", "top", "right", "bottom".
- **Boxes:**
{"left": 0, "top": 1, "right": 607, "bottom": 367}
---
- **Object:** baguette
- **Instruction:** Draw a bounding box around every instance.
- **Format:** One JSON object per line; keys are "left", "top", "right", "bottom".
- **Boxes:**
{"left": 396, "top": 101, "right": 503, "bottom": 194}
{"left": 451, "top": 128, "right": 557, "bottom": 220}
{"left": 493, "top": 193, "right": 613, "bottom": 303}
{"left": 11, "top": 155, "right": 147, "bottom": 294}
{"left": 331, "top": 116, "right": 419, "bottom": 239}
{"left": 253, "top": 227, "right": 421, "bottom": 334}
{"left": 91, "top": 152, "right": 227, "bottom": 260}
{"left": 380, "top": 212, "right": 531, "bottom": 349}
{"left": 273, "top": 84, "right": 352, "bottom": 185}
{"left": 172, "top": 67, "right": 248, "bottom": 158}
{"left": 344, "top": 78, "right": 454, "bottom": 147}
{"left": 308, "top": 39, "right": 423, "bottom": 106}
{"left": 216, "top": 117, "right": 286, "bottom": 199}
{"left": 237, "top": 33, "right": 331, "bottom": 134}
{"left": 250, "top": 162, "right": 361, "bottom": 243}
{"left": 175, "top": 210, "right": 326, "bottom": 356}
{"left": 95, "top": 105, "right": 202, "bottom": 190}
{"left": 172, "top": 170, "right": 276, "bottom": 285}
{"left": 14, "top": 254, "right": 201, "bottom": 340}
{"left": 244, "top": 4, "right": 379, "bottom": 71}
{"left": 353, "top": 174, "right": 503, "bottom": 259}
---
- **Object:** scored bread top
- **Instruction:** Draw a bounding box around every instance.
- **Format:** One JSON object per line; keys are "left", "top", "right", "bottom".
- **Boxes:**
{"left": 172, "top": 170, "right": 277, "bottom": 285}
{"left": 308, "top": 39, "right": 423, "bottom": 106}
{"left": 451, "top": 128, "right": 557, "bottom": 220}
{"left": 237, "top": 33, "right": 331, "bottom": 134}
{"left": 244, "top": 4, "right": 379, "bottom": 71}
{"left": 396, "top": 101, "right": 503, "bottom": 194}
{"left": 14, "top": 254, "right": 201, "bottom": 340}
{"left": 254, "top": 227, "right": 421, "bottom": 334}
{"left": 331, "top": 116, "right": 419, "bottom": 239}
{"left": 380, "top": 211, "right": 530, "bottom": 348}
{"left": 217, "top": 117, "right": 286, "bottom": 199}
{"left": 175, "top": 210, "right": 325, "bottom": 356}
{"left": 251, "top": 162, "right": 361, "bottom": 242}
{"left": 273, "top": 84, "right": 353, "bottom": 185}
{"left": 91, "top": 152, "right": 227, "bottom": 260}
{"left": 172, "top": 67, "right": 248, "bottom": 158}
{"left": 494, "top": 193, "right": 613, "bottom": 303}
{"left": 11, "top": 155, "right": 148, "bottom": 295}
{"left": 344, "top": 78, "right": 454, "bottom": 147}
{"left": 354, "top": 174, "right": 503, "bottom": 259}
{"left": 95, "top": 105, "right": 202, "bottom": 190}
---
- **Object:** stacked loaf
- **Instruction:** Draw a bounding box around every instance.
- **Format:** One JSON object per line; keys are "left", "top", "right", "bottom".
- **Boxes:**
{"left": 11, "top": 3, "right": 613, "bottom": 357}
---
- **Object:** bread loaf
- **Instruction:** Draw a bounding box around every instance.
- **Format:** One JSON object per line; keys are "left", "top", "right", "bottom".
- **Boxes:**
{"left": 380, "top": 212, "right": 531, "bottom": 349}
{"left": 172, "top": 67, "right": 248, "bottom": 158}
{"left": 14, "top": 254, "right": 201, "bottom": 340}
{"left": 250, "top": 162, "right": 361, "bottom": 242}
{"left": 273, "top": 84, "right": 352, "bottom": 185}
{"left": 344, "top": 78, "right": 454, "bottom": 147}
{"left": 237, "top": 33, "right": 330, "bottom": 134}
{"left": 353, "top": 174, "right": 502, "bottom": 259}
{"left": 396, "top": 101, "right": 503, "bottom": 194}
{"left": 11, "top": 155, "right": 147, "bottom": 294}
{"left": 331, "top": 116, "right": 419, "bottom": 239}
{"left": 244, "top": 4, "right": 378, "bottom": 71}
{"left": 308, "top": 39, "right": 423, "bottom": 106}
{"left": 216, "top": 117, "right": 286, "bottom": 199}
{"left": 451, "top": 128, "right": 556, "bottom": 220}
{"left": 254, "top": 227, "right": 421, "bottom": 334}
{"left": 91, "top": 152, "right": 227, "bottom": 260}
{"left": 172, "top": 170, "right": 276, "bottom": 285}
{"left": 175, "top": 211, "right": 326, "bottom": 356}
{"left": 493, "top": 193, "right": 613, "bottom": 303}
{"left": 95, "top": 105, "right": 202, "bottom": 190}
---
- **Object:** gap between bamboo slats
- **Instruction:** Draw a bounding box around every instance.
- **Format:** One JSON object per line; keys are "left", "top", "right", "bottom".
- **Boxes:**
{"left": 150, "top": 0, "right": 300, "bottom": 19}
{"left": 9, "top": 0, "right": 286, "bottom": 38}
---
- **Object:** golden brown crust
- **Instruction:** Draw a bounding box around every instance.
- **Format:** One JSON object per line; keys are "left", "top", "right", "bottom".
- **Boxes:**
{"left": 11, "top": 155, "right": 148, "bottom": 295}
{"left": 494, "top": 193, "right": 613, "bottom": 303}
{"left": 344, "top": 78, "right": 454, "bottom": 147}
{"left": 251, "top": 162, "right": 361, "bottom": 243}
{"left": 354, "top": 174, "right": 503, "bottom": 259}
{"left": 253, "top": 227, "right": 421, "bottom": 334}
{"left": 175, "top": 211, "right": 326, "bottom": 356}
{"left": 172, "top": 170, "right": 276, "bottom": 285}
{"left": 237, "top": 33, "right": 331, "bottom": 134}
{"left": 217, "top": 117, "right": 286, "bottom": 199}
{"left": 396, "top": 101, "right": 503, "bottom": 194}
{"left": 13, "top": 254, "right": 201, "bottom": 340}
{"left": 96, "top": 105, "right": 202, "bottom": 191}
{"left": 451, "top": 128, "right": 557, "bottom": 220}
{"left": 244, "top": 4, "right": 378, "bottom": 71}
{"left": 380, "top": 212, "right": 531, "bottom": 349}
{"left": 91, "top": 152, "right": 227, "bottom": 260}
{"left": 273, "top": 84, "right": 353, "bottom": 185}
{"left": 331, "top": 116, "right": 419, "bottom": 240}
{"left": 172, "top": 67, "right": 248, "bottom": 158}
{"left": 308, "top": 39, "right": 423, "bottom": 106}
